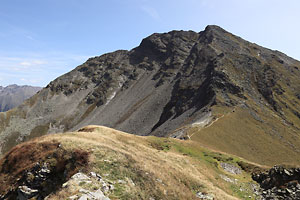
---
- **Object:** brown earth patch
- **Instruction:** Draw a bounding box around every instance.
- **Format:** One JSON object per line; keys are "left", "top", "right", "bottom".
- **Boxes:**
{"left": 0, "top": 139, "right": 89, "bottom": 198}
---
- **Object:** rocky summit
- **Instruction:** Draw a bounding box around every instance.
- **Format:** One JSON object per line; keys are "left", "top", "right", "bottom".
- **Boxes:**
{"left": 0, "top": 25, "right": 300, "bottom": 168}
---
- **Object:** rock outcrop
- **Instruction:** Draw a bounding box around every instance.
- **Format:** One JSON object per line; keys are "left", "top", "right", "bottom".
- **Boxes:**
{"left": 0, "top": 141, "right": 89, "bottom": 199}
{"left": 61, "top": 172, "right": 111, "bottom": 200}
{"left": 252, "top": 165, "right": 300, "bottom": 199}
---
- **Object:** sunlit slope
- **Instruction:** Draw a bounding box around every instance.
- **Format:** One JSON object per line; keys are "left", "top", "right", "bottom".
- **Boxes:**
{"left": 0, "top": 126, "right": 265, "bottom": 199}
{"left": 189, "top": 105, "right": 300, "bottom": 166}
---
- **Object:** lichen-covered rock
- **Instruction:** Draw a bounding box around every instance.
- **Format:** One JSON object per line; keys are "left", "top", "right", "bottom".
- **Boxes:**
{"left": 61, "top": 172, "right": 113, "bottom": 200}
{"left": 78, "top": 189, "right": 110, "bottom": 200}
{"left": 220, "top": 163, "right": 241, "bottom": 175}
{"left": 17, "top": 186, "right": 39, "bottom": 200}
{"left": 196, "top": 191, "right": 214, "bottom": 200}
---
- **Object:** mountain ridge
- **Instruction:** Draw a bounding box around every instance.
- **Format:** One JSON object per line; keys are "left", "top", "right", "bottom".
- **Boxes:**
{"left": 0, "top": 25, "right": 299, "bottom": 166}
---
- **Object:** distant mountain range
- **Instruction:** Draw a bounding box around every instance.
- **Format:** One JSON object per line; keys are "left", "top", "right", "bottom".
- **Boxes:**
{"left": 0, "top": 85, "right": 41, "bottom": 112}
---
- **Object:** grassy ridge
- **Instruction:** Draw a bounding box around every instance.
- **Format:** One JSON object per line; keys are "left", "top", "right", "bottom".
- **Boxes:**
{"left": 11, "top": 125, "right": 265, "bottom": 199}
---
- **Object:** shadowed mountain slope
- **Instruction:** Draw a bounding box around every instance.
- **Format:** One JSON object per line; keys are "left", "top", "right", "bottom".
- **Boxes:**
{"left": 0, "top": 26, "right": 300, "bottom": 166}
{"left": 0, "top": 85, "right": 41, "bottom": 112}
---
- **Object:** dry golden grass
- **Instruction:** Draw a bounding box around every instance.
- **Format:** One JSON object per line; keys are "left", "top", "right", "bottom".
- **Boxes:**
{"left": 0, "top": 125, "right": 264, "bottom": 199}
{"left": 191, "top": 105, "right": 300, "bottom": 166}
{"left": 41, "top": 125, "right": 260, "bottom": 199}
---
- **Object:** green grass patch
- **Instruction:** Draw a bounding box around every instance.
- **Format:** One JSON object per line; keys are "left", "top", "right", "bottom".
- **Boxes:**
{"left": 148, "top": 137, "right": 171, "bottom": 151}
{"left": 91, "top": 150, "right": 165, "bottom": 200}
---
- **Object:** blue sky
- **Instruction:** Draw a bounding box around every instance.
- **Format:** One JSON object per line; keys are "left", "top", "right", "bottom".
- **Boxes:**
{"left": 0, "top": 0, "right": 299, "bottom": 87}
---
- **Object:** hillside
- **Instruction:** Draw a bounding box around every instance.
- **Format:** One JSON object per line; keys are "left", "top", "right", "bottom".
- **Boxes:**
{"left": 0, "top": 85, "right": 41, "bottom": 112}
{"left": 0, "top": 125, "right": 264, "bottom": 199}
{"left": 0, "top": 25, "right": 299, "bottom": 167}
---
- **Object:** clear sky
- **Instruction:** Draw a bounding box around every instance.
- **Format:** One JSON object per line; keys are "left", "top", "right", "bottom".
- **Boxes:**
{"left": 0, "top": 0, "right": 299, "bottom": 87}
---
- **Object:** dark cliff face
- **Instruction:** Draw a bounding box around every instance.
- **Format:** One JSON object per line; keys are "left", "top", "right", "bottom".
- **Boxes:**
{"left": 0, "top": 25, "right": 300, "bottom": 164}
{"left": 0, "top": 85, "right": 41, "bottom": 112}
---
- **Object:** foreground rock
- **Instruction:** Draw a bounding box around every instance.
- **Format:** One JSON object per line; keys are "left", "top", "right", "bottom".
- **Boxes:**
{"left": 62, "top": 172, "right": 111, "bottom": 200}
{"left": 196, "top": 192, "right": 214, "bottom": 199}
{"left": 252, "top": 165, "right": 300, "bottom": 199}
{"left": 0, "top": 141, "right": 89, "bottom": 199}
{"left": 220, "top": 162, "right": 242, "bottom": 175}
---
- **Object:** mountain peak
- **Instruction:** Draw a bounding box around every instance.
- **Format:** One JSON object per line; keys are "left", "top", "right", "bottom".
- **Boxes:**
{"left": 0, "top": 26, "right": 300, "bottom": 167}
{"left": 135, "top": 30, "right": 199, "bottom": 51}
{"left": 204, "top": 25, "right": 226, "bottom": 32}
{"left": 134, "top": 25, "right": 233, "bottom": 58}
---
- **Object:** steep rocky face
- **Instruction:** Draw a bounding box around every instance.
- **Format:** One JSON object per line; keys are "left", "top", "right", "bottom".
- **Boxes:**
{"left": 0, "top": 25, "right": 300, "bottom": 165}
{"left": 0, "top": 85, "right": 41, "bottom": 112}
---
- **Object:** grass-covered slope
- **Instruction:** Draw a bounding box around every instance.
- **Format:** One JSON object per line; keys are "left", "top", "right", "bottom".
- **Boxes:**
{"left": 188, "top": 105, "right": 300, "bottom": 166}
{"left": 0, "top": 126, "right": 265, "bottom": 199}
